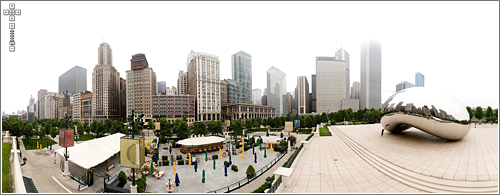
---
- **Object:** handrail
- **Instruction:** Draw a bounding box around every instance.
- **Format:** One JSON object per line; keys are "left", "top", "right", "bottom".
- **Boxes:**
{"left": 207, "top": 150, "right": 288, "bottom": 193}
{"left": 268, "top": 175, "right": 282, "bottom": 193}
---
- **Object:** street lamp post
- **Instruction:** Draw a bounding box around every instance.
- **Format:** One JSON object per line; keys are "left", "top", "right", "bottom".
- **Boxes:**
{"left": 127, "top": 109, "right": 144, "bottom": 193}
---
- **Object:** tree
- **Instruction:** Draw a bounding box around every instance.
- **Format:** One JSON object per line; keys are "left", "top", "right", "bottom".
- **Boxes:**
{"left": 193, "top": 122, "right": 207, "bottom": 136}
{"left": 475, "top": 106, "right": 484, "bottom": 119}
{"left": 77, "top": 123, "right": 84, "bottom": 137}
{"left": 207, "top": 120, "right": 223, "bottom": 135}
{"left": 229, "top": 119, "right": 243, "bottom": 135}
{"left": 23, "top": 121, "right": 34, "bottom": 144}
{"left": 104, "top": 119, "right": 112, "bottom": 135}
{"left": 485, "top": 106, "right": 493, "bottom": 118}
{"left": 96, "top": 122, "right": 105, "bottom": 137}
{"left": 255, "top": 118, "right": 262, "bottom": 128}
{"left": 466, "top": 106, "right": 473, "bottom": 120}
{"left": 267, "top": 117, "right": 274, "bottom": 128}
{"left": 175, "top": 120, "right": 190, "bottom": 139}
{"left": 50, "top": 127, "right": 58, "bottom": 141}
{"left": 43, "top": 121, "right": 51, "bottom": 139}
{"left": 37, "top": 125, "right": 45, "bottom": 142}
{"left": 83, "top": 121, "right": 90, "bottom": 134}
{"left": 495, "top": 108, "right": 498, "bottom": 119}
{"left": 147, "top": 119, "right": 154, "bottom": 129}
{"left": 305, "top": 115, "right": 314, "bottom": 128}
{"left": 90, "top": 121, "right": 98, "bottom": 135}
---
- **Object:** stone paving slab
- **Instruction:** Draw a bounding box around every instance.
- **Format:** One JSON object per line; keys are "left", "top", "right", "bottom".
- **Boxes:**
{"left": 282, "top": 126, "right": 423, "bottom": 193}
{"left": 336, "top": 123, "right": 499, "bottom": 182}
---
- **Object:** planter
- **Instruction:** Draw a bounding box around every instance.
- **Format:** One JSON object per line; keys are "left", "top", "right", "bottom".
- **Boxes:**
{"left": 232, "top": 167, "right": 238, "bottom": 172}
{"left": 246, "top": 173, "right": 255, "bottom": 178}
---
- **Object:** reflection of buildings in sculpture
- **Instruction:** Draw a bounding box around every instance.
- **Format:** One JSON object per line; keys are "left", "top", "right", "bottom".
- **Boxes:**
{"left": 221, "top": 103, "right": 276, "bottom": 121}
{"left": 177, "top": 136, "right": 225, "bottom": 154}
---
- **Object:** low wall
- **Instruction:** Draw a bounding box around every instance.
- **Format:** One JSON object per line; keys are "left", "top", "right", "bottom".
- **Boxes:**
{"left": 11, "top": 137, "right": 27, "bottom": 193}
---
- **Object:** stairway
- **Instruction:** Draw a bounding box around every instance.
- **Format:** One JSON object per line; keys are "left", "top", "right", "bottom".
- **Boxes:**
{"left": 329, "top": 126, "right": 498, "bottom": 193}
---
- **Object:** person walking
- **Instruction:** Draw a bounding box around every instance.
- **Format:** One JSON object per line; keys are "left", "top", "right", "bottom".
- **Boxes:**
{"left": 381, "top": 129, "right": 384, "bottom": 136}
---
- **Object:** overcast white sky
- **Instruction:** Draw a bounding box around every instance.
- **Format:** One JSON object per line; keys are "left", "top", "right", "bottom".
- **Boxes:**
{"left": 1, "top": 1, "right": 499, "bottom": 115}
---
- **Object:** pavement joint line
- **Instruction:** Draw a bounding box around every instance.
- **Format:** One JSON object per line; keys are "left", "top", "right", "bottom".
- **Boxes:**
{"left": 52, "top": 176, "right": 73, "bottom": 193}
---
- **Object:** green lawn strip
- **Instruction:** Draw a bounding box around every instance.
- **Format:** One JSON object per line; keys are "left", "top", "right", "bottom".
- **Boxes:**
{"left": 319, "top": 126, "right": 331, "bottom": 136}
{"left": 22, "top": 138, "right": 58, "bottom": 150}
{"left": 76, "top": 134, "right": 95, "bottom": 141}
{"left": 295, "top": 129, "right": 312, "bottom": 134}
{"left": 2, "top": 142, "right": 12, "bottom": 193}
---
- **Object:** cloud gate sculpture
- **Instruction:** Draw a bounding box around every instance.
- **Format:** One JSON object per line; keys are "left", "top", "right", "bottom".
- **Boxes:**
{"left": 381, "top": 87, "right": 471, "bottom": 140}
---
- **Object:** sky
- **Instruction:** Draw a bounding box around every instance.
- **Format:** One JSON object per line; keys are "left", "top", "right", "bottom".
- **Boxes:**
{"left": 1, "top": 1, "right": 499, "bottom": 115}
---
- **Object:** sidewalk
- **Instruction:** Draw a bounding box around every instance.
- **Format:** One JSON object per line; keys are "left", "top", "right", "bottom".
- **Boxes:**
{"left": 231, "top": 133, "right": 308, "bottom": 193}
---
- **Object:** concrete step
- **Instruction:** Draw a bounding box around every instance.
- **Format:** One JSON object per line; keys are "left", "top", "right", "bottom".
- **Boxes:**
{"left": 328, "top": 126, "right": 498, "bottom": 193}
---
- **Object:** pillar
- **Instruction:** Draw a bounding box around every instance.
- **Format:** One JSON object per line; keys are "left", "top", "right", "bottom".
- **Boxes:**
{"left": 63, "top": 160, "right": 70, "bottom": 179}
{"left": 131, "top": 184, "right": 137, "bottom": 193}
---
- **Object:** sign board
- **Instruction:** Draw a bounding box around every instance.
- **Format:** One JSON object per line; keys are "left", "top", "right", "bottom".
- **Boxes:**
{"left": 241, "top": 119, "right": 246, "bottom": 125}
{"left": 59, "top": 129, "right": 74, "bottom": 147}
{"left": 294, "top": 120, "right": 300, "bottom": 128}
{"left": 225, "top": 120, "right": 230, "bottom": 127}
{"left": 285, "top": 121, "right": 293, "bottom": 132}
{"left": 154, "top": 122, "right": 160, "bottom": 130}
{"left": 120, "top": 135, "right": 145, "bottom": 169}
{"left": 188, "top": 123, "right": 193, "bottom": 126}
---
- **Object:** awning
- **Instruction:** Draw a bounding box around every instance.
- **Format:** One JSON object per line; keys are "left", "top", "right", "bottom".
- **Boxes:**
{"left": 56, "top": 133, "right": 125, "bottom": 170}
{"left": 177, "top": 136, "right": 225, "bottom": 147}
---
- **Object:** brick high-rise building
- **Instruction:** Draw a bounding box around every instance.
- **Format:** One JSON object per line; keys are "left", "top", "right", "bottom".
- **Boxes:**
{"left": 126, "top": 53, "right": 157, "bottom": 120}
{"left": 187, "top": 50, "right": 221, "bottom": 121}
{"left": 297, "top": 76, "right": 310, "bottom": 114}
{"left": 92, "top": 42, "right": 121, "bottom": 122}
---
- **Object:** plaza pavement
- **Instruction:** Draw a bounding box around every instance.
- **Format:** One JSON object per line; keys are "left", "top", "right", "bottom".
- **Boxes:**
{"left": 15, "top": 131, "right": 309, "bottom": 193}
{"left": 281, "top": 123, "right": 499, "bottom": 193}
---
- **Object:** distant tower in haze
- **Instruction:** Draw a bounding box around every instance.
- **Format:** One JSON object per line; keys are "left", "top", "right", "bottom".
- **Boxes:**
{"left": 360, "top": 40, "right": 381, "bottom": 110}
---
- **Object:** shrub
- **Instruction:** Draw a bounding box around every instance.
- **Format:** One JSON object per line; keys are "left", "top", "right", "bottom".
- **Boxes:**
{"left": 118, "top": 171, "right": 127, "bottom": 187}
{"left": 280, "top": 132, "right": 283, "bottom": 138}
{"left": 162, "top": 155, "right": 168, "bottom": 160}
{"left": 224, "top": 161, "right": 229, "bottom": 167}
{"left": 212, "top": 154, "right": 218, "bottom": 159}
{"left": 246, "top": 165, "right": 255, "bottom": 175}
{"left": 177, "top": 159, "right": 184, "bottom": 165}
{"left": 266, "top": 132, "right": 269, "bottom": 137}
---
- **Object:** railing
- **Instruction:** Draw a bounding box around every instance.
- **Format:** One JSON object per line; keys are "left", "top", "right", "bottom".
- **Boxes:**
{"left": 96, "top": 188, "right": 104, "bottom": 193}
{"left": 268, "top": 175, "right": 282, "bottom": 193}
{"left": 286, "top": 143, "right": 303, "bottom": 168}
{"left": 305, "top": 133, "right": 314, "bottom": 141}
{"left": 208, "top": 150, "right": 288, "bottom": 193}
{"left": 60, "top": 159, "right": 88, "bottom": 188}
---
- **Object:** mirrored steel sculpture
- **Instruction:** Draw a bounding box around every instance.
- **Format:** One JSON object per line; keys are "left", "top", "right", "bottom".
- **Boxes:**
{"left": 381, "top": 87, "right": 470, "bottom": 140}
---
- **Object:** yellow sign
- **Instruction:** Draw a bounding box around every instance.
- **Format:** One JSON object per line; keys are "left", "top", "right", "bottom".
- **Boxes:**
{"left": 225, "top": 120, "right": 230, "bottom": 127}
{"left": 154, "top": 122, "right": 161, "bottom": 130}
{"left": 285, "top": 121, "right": 293, "bottom": 132}
{"left": 120, "top": 135, "right": 145, "bottom": 169}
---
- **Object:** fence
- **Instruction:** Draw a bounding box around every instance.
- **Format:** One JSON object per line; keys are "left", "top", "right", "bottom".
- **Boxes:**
{"left": 60, "top": 159, "right": 88, "bottom": 190}
{"left": 207, "top": 150, "right": 288, "bottom": 193}
{"left": 305, "top": 133, "right": 314, "bottom": 141}
{"left": 268, "top": 174, "right": 282, "bottom": 193}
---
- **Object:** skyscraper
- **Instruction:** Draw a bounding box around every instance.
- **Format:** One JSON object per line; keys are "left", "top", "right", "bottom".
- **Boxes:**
{"left": 266, "top": 66, "right": 286, "bottom": 116}
{"left": 311, "top": 75, "right": 316, "bottom": 113}
{"left": 231, "top": 51, "right": 252, "bottom": 104}
{"left": 59, "top": 66, "right": 87, "bottom": 95}
{"left": 187, "top": 50, "right": 221, "bottom": 121}
{"left": 126, "top": 53, "right": 157, "bottom": 120}
{"left": 157, "top": 81, "right": 166, "bottom": 95}
{"left": 286, "top": 92, "right": 292, "bottom": 116}
{"left": 415, "top": 72, "right": 425, "bottom": 87}
{"left": 297, "top": 76, "right": 310, "bottom": 114}
{"left": 335, "top": 47, "right": 350, "bottom": 99}
{"left": 119, "top": 77, "right": 126, "bottom": 121}
{"left": 92, "top": 42, "right": 121, "bottom": 122}
{"left": 350, "top": 81, "right": 360, "bottom": 99}
{"left": 226, "top": 79, "right": 244, "bottom": 104}
{"left": 360, "top": 40, "right": 382, "bottom": 110}
{"left": 220, "top": 80, "right": 228, "bottom": 108}
{"left": 252, "top": 89, "right": 262, "bottom": 105}
{"left": 177, "top": 70, "right": 188, "bottom": 95}
{"left": 316, "top": 57, "right": 347, "bottom": 113}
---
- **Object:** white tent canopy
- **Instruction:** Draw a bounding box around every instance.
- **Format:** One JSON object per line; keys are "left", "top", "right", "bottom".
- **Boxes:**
{"left": 56, "top": 133, "right": 125, "bottom": 170}
{"left": 177, "top": 136, "right": 225, "bottom": 146}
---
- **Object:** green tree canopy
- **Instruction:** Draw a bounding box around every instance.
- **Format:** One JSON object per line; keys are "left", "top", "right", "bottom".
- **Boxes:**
{"left": 175, "top": 120, "right": 190, "bottom": 139}
{"left": 485, "top": 106, "right": 493, "bottom": 118}
{"left": 475, "top": 106, "right": 484, "bottom": 119}
{"left": 193, "top": 122, "right": 208, "bottom": 136}
{"left": 23, "top": 121, "right": 34, "bottom": 144}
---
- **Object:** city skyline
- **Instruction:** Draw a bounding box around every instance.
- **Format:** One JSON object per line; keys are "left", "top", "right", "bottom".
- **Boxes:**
{"left": 1, "top": 1, "right": 499, "bottom": 114}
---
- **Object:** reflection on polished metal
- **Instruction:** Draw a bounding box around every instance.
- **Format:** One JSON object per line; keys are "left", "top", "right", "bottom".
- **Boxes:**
{"left": 381, "top": 87, "right": 470, "bottom": 140}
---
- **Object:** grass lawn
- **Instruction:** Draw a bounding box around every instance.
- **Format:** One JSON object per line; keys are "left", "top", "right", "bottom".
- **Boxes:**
{"left": 22, "top": 138, "right": 58, "bottom": 150}
{"left": 295, "top": 129, "right": 312, "bottom": 134}
{"left": 2, "top": 141, "right": 12, "bottom": 193}
{"left": 319, "top": 126, "right": 331, "bottom": 136}
{"left": 77, "top": 134, "right": 95, "bottom": 141}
